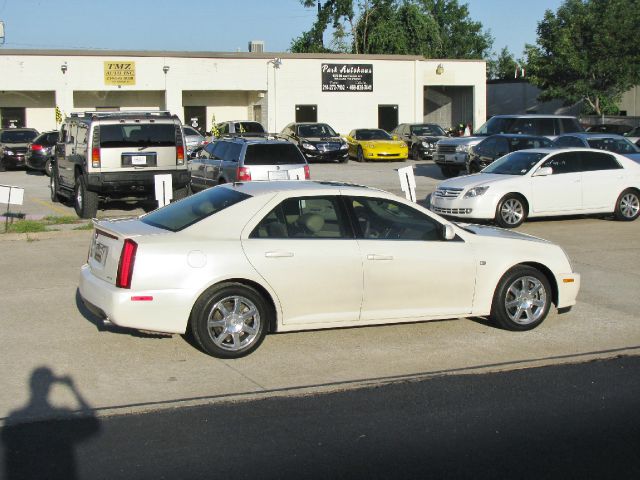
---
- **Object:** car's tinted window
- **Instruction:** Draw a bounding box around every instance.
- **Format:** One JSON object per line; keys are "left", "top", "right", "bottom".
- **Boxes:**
{"left": 561, "top": 118, "right": 583, "bottom": 133}
{"left": 587, "top": 137, "right": 639, "bottom": 154}
{"left": 474, "top": 117, "right": 517, "bottom": 136}
{"left": 141, "top": 187, "right": 250, "bottom": 232}
{"left": 99, "top": 124, "right": 176, "bottom": 147}
{"left": 479, "top": 137, "right": 496, "bottom": 152}
{"left": 580, "top": 151, "right": 622, "bottom": 171}
{"left": 512, "top": 118, "right": 555, "bottom": 136}
{"left": 354, "top": 129, "right": 392, "bottom": 140}
{"left": 183, "top": 127, "right": 200, "bottom": 136}
{"left": 350, "top": 197, "right": 443, "bottom": 241}
{"left": 243, "top": 143, "right": 306, "bottom": 165}
{"left": 483, "top": 151, "right": 546, "bottom": 175}
{"left": 297, "top": 124, "right": 337, "bottom": 137}
{"left": 411, "top": 124, "right": 446, "bottom": 136}
{"left": 1, "top": 130, "right": 38, "bottom": 143}
{"left": 510, "top": 137, "right": 552, "bottom": 150}
{"left": 45, "top": 132, "right": 59, "bottom": 145}
{"left": 495, "top": 137, "right": 509, "bottom": 154}
{"left": 542, "top": 152, "right": 582, "bottom": 174}
{"left": 250, "top": 196, "right": 349, "bottom": 239}
{"left": 236, "top": 122, "right": 265, "bottom": 134}
{"left": 554, "top": 136, "right": 583, "bottom": 148}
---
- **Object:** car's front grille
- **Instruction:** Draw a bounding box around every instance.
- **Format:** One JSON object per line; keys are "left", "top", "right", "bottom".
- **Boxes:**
{"left": 376, "top": 153, "right": 401, "bottom": 157}
{"left": 436, "top": 145, "right": 456, "bottom": 154}
{"left": 316, "top": 143, "right": 341, "bottom": 152}
{"left": 433, "top": 187, "right": 463, "bottom": 198}
{"left": 431, "top": 206, "right": 473, "bottom": 215}
{"left": 12, "top": 147, "right": 28, "bottom": 155}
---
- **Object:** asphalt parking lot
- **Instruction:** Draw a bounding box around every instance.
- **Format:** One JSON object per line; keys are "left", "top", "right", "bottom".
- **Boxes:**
{"left": 1, "top": 160, "right": 639, "bottom": 425}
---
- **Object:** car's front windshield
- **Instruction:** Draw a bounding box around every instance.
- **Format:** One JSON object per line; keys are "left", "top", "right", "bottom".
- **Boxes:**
{"left": 587, "top": 137, "right": 639, "bottom": 154}
{"left": 474, "top": 117, "right": 518, "bottom": 136}
{"left": 0, "top": 130, "right": 38, "bottom": 143}
{"left": 297, "top": 124, "right": 337, "bottom": 138}
{"left": 482, "top": 151, "right": 547, "bottom": 175}
{"left": 355, "top": 129, "right": 392, "bottom": 140}
{"left": 410, "top": 124, "right": 445, "bottom": 136}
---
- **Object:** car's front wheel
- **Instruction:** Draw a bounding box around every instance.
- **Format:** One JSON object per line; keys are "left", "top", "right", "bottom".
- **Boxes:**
{"left": 495, "top": 194, "right": 527, "bottom": 228}
{"left": 490, "top": 266, "right": 552, "bottom": 331}
{"left": 190, "top": 283, "right": 269, "bottom": 359}
{"left": 356, "top": 146, "right": 365, "bottom": 163}
{"left": 614, "top": 188, "right": 640, "bottom": 221}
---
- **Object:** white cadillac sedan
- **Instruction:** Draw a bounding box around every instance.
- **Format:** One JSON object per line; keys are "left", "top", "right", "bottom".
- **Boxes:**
{"left": 79, "top": 181, "right": 580, "bottom": 358}
{"left": 430, "top": 148, "right": 640, "bottom": 228}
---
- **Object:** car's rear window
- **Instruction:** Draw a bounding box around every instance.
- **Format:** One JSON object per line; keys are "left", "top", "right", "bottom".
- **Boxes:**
{"left": 235, "top": 122, "right": 265, "bottom": 134}
{"left": 1, "top": 130, "right": 38, "bottom": 143}
{"left": 243, "top": 143, "right": 306, "bottom": 165}
{"left": 99, "top": 124, "right": 176, "bottom": 148}
{"left": 141, "top": 187, "right": 250, "bottom": 232}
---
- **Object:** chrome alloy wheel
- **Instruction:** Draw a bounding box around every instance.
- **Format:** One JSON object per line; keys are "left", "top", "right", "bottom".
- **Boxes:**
{"left": 504, "top": 276, "right": 548, "bottom": 325}
{"left": 500, "top": 198, "right": 524, "bottom": 226}
{"left": 206, "top": 295, "right": 261, "bottom": 351}
{"left": 619, "top": 192, "right": 640, "bottom": 219}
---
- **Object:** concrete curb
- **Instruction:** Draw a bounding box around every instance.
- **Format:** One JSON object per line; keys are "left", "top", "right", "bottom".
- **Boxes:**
{"left": 0, "top": 229, "right": 92, "bottom": 242}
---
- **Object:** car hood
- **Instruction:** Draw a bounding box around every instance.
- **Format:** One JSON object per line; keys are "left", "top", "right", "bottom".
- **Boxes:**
{"left": 623, "top": 153, "right": 640, "bottom": 162}
{"left": 437, "top": 173, "right": 513, "bottom": 190}
{"left": 417, "top": 135, "right": 446, "bottom": 142}
{"left": 457, "top": 222, "right": 550, "bottom": 244}
{"left": 1, "top": 142, "right": 30, "bottom": 148}
{"left": 437, "top": 136, "right": 485, "bottom": 146}
{"left": 300, "top": 136, "right": 343, "bottom": 143}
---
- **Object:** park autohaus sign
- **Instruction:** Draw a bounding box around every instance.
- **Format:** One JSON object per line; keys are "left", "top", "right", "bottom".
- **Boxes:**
{"left": 322, "top": 63, "right": 373, "bottom": 92}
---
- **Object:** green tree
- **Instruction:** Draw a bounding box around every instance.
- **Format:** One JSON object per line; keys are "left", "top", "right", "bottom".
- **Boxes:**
{"left": 291, "top": 0, "right": 492, "bottom": 59}
{"left": 487, "top": 47, "right": 525, "bottom": 80}
{"left": 525, "top": 0, "right": 640, "bottom": 115}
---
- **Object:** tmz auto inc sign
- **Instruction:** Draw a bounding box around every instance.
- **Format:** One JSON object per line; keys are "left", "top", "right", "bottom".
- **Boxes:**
{"left": 104, "top": 61, "right": 136, "bottom": 86}
{"left": 322, "top": 64, "right": 373, "bottom": 92}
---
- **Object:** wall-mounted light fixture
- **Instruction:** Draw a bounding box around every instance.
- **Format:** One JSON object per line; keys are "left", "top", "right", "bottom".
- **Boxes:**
{"left": 162, "top": 65, "right": 170, "bottom": 74}
{"left": 268, "top": 57, "right": 282, "bottom": 69}
{"left": 60, "top": 62, "right": 68, "bottom": 74}
{"left": 436, "top": 63, "right": 444, "bottom": 75}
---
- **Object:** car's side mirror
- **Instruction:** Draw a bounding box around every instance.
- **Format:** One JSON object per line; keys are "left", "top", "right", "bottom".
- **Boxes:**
{"left": 391, "top": 134, "right": 400, "bottom": 140}
{"left": 534, "top": 166, "right": 553, "bottom": 176}
{"left": 442, "top": 224, "right": 456, "bottom": 240}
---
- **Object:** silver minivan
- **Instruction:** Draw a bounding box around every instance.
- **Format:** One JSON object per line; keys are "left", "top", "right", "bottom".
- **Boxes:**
{"left": 51, "top": 111, "right": 191, "bottom": 218}
{"left": 189, "top": 136, "right": 310, "bottom": 190}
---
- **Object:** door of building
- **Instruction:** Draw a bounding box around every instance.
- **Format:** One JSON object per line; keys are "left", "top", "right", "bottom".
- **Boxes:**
{"left": 184, "top": 106, "right": 206, "bottom": 134}
{"left": 378, "top": 105, "right": 398, "bottom": 132}
{"left": 295, "top": 105, "right": 317, "bottom": 123}
{"left": 0, "top": 107, "right": 26, "bottom": 128}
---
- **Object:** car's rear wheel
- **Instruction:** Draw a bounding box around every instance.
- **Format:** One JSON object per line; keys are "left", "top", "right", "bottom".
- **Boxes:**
{"left": 357, "top": 146, "right": 365, "bottom": 162}
{"left": 74, "top": 175, "right": 99, "bottom": 219}
{"left": 44, "top": 159, "right": 52, "bottom": 177}
{"left": 614, "top": 189, "right": 640, "bottom": 221}
{"left": 50, "top": 168, "right": 61, "bottom": 203}
{"left": 490, "top": 266, "right": 552, "bottom": 331}
{"left": 191, "top": 283, "right": 268, "bottom": 359}
{"left": 495, "top": 194, "right": 527, "bottom": 228}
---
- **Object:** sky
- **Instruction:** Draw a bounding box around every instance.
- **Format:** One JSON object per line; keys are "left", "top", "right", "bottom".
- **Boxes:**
{"left": 0, "top": 0, "right": 563, "bottom": 57}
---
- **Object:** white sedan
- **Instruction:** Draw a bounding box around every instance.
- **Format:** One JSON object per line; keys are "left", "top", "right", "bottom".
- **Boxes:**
{"left": 79, "top": 181, "right": 580, "bottom": 358}
{"left": 430, "top": 148, "right": 640, "bottom": 228}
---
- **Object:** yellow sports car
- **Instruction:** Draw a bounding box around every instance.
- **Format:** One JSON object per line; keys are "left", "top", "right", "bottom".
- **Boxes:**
{"left": 345, "top": 129, "right": 409, "bottom": 161}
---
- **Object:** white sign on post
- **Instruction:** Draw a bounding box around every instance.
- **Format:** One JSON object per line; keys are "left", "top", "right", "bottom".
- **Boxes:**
{"left": 0, "top": 185, "right": 25, "bottom": 206}
{"left": 397, "top": 166, "right": 416, "bottom": 203}
{"left": 154, "top": 174, "right": 173, "bottom": 209}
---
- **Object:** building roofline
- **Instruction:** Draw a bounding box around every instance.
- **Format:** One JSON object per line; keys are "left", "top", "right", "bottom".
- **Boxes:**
{"left": 0, "top": 48, "right": 485, "bottom": 63}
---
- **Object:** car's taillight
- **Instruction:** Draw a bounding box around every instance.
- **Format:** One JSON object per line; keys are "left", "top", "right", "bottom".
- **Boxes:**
{"left": 91, "top": 126, "right": 101, "bottom": 168}
{"left": 30, "top": 144, "right": 43, "bottom": 151}
{"left": 237, "top": 166, "right": 251, "bottom": 181}
{"left": 176, "top": 145, "right": 185, "bottom": 165}
{"left": 304, "top": 165, "right": 310, "bottom": 179}
{"left": 116, "top": 239, "right": 138, "bottom": 289}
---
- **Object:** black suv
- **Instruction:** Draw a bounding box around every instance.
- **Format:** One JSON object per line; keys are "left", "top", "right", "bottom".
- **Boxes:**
{"left": 26, "top": 130, "right": 58, "bottom": 176}
{"left": 391, "top": 123, "right": 448, "bottom": 159}
{"left": 0, "top": 128, "right": 39, "bottom": 171}
{"left": 280, "top": 122, "right": 349, "bottom": 162}
{"left": 466, "top": 134, "right": 552, "bottom": 173}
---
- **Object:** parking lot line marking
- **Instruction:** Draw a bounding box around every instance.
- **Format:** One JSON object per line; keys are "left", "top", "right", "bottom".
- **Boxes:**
{"left": 33, "top": 198, "right": 70, "bottom": 216}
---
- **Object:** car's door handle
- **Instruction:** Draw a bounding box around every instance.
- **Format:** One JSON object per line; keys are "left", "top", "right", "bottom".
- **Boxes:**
{"left": 367, "top": 254, "right": 394, "bottom": 261}
{"left": 265, "top": 251, "right": 294, "bottom": 258}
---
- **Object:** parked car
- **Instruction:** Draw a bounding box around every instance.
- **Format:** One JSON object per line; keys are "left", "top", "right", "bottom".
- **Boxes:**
{"left": 585, "top": 124, "right": 633, "bottom": 135}
{"left": 79, "top": 180, "right": 580, "bottom": 358}
{"left": 345, "top": 129, "right": 408, "bottom": 161}
{"left": 25, "top": 130, "right": 58, "bottom": 176}
{"left": 553, "top": 133, "right": 640, "bottom": 161}
{"left": 430, "top": 148, "right": 640, "bottom": 228}
{"left": 623, "top": 126, "right": 640, "bottom": 146}
{"left": 189, "top": 135, "right": 309, "bottom": 190}
{"left": 467, "top": 134, "right": 553, "bottom": 173}
{"left": 391, "top": 123, "right": 448, "bottom": 159}
{"left": 280, "top": 122, "right": 349, "bottom": 163}
{"left": 434, "top": 115, "right": 584, "bottom": 178}
{"left": 183, "top": 126, "right": 205, "bottom": 158}
{"left": 0, "top": 128, "right": 39, "bottom": 171}
{"left": 50, "top": 110, "right": 191, "bottom": 218}
{"left": 214, "top": 120, "right": 265, "bottom": 138}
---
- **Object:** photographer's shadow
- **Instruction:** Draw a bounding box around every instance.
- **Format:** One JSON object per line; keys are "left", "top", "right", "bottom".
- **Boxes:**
{"left": 2, "top": 367, "right": 100, "bottom": 480}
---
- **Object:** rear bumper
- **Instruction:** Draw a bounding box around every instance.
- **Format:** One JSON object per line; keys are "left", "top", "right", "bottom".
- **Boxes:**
{"left": 79, "top": 264, "right": 191, "bottom": 334}
{"left": 25, "top": 153, "right": 50, "bottom": 170}
{"left": 86, "top": 169, "right": 191, "bottom": 198}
